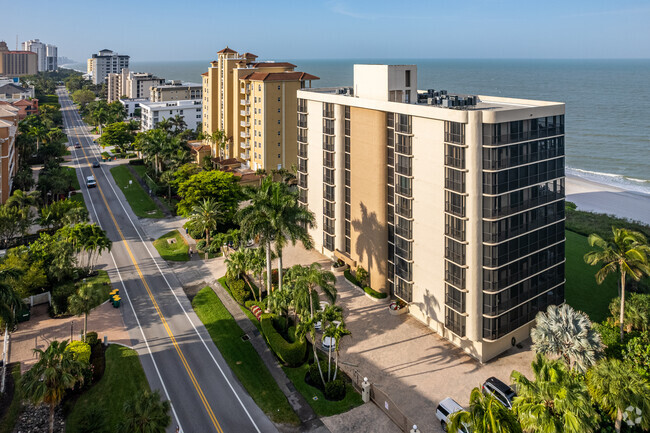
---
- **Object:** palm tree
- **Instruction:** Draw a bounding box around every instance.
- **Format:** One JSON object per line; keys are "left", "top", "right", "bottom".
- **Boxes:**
{"left": 296, "top": 263, "right": 337, "bottom": 319}
{"left": 225, "top": 248, "right": 256, "bottom": 300}
{"left": 6, "top": 189, "right": 39, "bottom": 223}
{"left": 584, "top": 228, "right": 650, "bottom": 341}
{"left": 587, "top": 358, "right": 650, "bottom": 433}
{"left": 0, "top": 267, "right": 22, "bottom": 328}
{"left": 170, "top": 114, "right": 187, "bottom": 134}
{"left": 21, "top": 340, "right": 86, "bottom": 433}
{"left": 156, "top": 118, "right": 173, "bottom": 134}
{"left": 531, "top": 304, "right": 603, "bottom": 373}
{"left": 186, "top": 199, "right": 222, "bottom": 259}
{"left": 296, "top": 315, "right": 326, "bottom": 386}
{"left": 331, "top": 321, "right": 351, "bottom": 382}
{"left": 320, "top": 304, "right": 343, "bottom": 381}
{"left": 449, "top": 387, "right": 522, "bottom": 433}
{"left": 208, "top": 130, "right": 227, "bottom": 159}
{"left": 267, "top": 288, "right": 291, "bottom": 320}
{"left": 68, "top": 284, "right": 104, "bottom": 339}
{"left": 511, "top": 354, "right": 599, "bottom": 433}
{"left": 119, "top": 389, "right": 171, "bottom": 433}
{"left": 27, "top": 124, "right": 48, "bottom": 152}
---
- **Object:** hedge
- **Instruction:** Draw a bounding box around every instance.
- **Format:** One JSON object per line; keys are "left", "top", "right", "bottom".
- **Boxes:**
{"left": 66, "top": 340, "right": 91, "bottom": 364}
{"left": 344, "top": 269, "right": 361, "bottom": 287}
{"left": 364, "top": 286, "right": 387, "bottom": 299}
{"left": 260, "top": 313, "right": 306, "bottom": 367}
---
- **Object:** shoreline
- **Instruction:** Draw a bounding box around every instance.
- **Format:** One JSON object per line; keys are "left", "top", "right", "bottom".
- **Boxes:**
{"left": 566, "top": 174, "right": 650, "bottom": 226}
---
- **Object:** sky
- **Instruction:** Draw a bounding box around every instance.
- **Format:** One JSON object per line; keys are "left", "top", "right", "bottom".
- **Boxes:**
{"left": 3, "top": 0, "right": 650, "bottom": 62}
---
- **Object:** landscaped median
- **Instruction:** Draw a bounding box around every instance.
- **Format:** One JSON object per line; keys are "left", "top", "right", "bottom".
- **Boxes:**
{"left": 191, "top": 286, "right": 300, "bottom": 425}
{"left": 109, "top": 165, "right": 164, "bottom": 218}
{"left": 153, "top": 230, "right": 189, "bottom": 261}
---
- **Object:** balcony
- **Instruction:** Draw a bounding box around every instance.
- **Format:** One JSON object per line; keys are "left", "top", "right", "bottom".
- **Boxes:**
{"left": 240, "top": 120, "right": 250, "bottom": 127}
{"left": 240, "top": 131, "right": 250, "bottom": 139}
{"left": 240, "top": 109, "right": 250, "bottom": 116}
{"left": 240, "top": 86, "right": 248, "bottom": 95}
{"left": 240, "top": 152, "right": 250, "bottom": 160}
{"left": 240, "top": 99, "right": 250, "bottom": 106}
{"left": 241, "top": 141, "right": 251, "bottom": 149}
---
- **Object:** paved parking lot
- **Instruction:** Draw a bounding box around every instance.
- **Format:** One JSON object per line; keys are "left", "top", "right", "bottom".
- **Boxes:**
{"left": 280, "top": 244, "right": 535, "bottom": 433}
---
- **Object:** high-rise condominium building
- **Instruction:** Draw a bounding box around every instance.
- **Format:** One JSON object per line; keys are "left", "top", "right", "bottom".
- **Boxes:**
{"left": 297, "top": 65, "right": 566, "bottom": 362}
{"left": 202, "top": 47, "right": 318, "bottom": 170}
{"left": 0, "top": 105, "right": 19, "bottom": 203}
{"left": 0, "top": 41, "right": 37, "bottom": 77}
{"left": 21, "top": 39, "right": 58, "bottom": 71}
{"left": 87, "top": 49, "right": 129, "bottom": 85}
{"left": 107, "top": 69, "right": 165, "bottom": 103}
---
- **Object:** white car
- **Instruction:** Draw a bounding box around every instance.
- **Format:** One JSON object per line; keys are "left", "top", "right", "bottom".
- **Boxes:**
{"left": 436, "top": 397, "right": 471, "bottom": 433}
{"left": 86, "top": 176, "right": 97, "bottom": 188}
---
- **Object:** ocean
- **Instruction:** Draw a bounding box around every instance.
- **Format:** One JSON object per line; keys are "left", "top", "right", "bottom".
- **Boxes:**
{"left": 63, "top": 59, "right": 650, "bottom": 194}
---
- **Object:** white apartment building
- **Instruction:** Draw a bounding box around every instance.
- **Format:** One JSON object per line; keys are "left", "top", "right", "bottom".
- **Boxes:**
{"left": 119, "top": 98, "right": 148, "bottom": 118}
{"left": 107, "top": 69, "right": 165, "bottom": 103}
{"left": 21, "top": 39, "right": 57, "bottom": 72}
{"left": 140, "top": 100, "right": 202, "bottom": 131}
{"left": 87, "top": 49, "right": 129, "bottom": 84}
{"left": 297, "top": 65, "right": 566, "bottom": 362}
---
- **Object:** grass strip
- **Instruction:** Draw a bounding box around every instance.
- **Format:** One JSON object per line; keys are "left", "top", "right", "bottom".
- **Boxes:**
{"left": 282, "top": 363, "right": 363, "bottom": 417}
{"left": 564, "top": 230, "right": 620, "bottom": 323}
{"left": 153, "top": 230, "right": 189, "bottom": 262}
{"left": 218, "top": 276, "right": 262, "bottom": 333}
{"left": 0, "top": 365, "right": 23, "bottom": 433}
{"left": 65, "top": 345, "right": 150, "bottom": 433}
{"left": 109, "top": 165, "right": 163, "bottom": 218}
{"left": 63, "top": 166, "right": 80, "bottom": 190}
{"left": 192, "top": 287, "right": 299, "bottom": 425}
{"left": 68, "top": 193, "right": 87, "bottom": 212}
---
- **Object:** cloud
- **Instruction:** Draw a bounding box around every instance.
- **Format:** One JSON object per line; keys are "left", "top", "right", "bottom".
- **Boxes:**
{"left": 327, "top": 1, "right": 376, "bottom": 20}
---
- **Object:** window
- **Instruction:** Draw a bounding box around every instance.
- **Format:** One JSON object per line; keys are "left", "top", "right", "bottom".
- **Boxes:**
{"left": 446, "top": 285, "right": 466, "bottom": 313}
{"left": 277, "top": 85, "right": 280, "bottom": 90}
{"left": 405, "top": 70, "right": 411, "bottom": 87}
{"left": 445, "top": 237, "right": 466, "bottom": 265}
{"left": 278, "top": 154, "right": 281, "bottom": 158}
{"left": 278, "top": 108, "right": 281, "bottom": 113}
{"left": 445, "top": 261, "right": 466, "bottom": 289}
{"left": 445, "top": 122, "right": 465, "bottom": 144}
{"left": 258, "top": 84, "right": 261, "bottom": 91}
{"left": 445, "top": 308, "right": 466, "bottom": 337}
{"left": 278, "top": 120, "right": 280, "bottom": 124}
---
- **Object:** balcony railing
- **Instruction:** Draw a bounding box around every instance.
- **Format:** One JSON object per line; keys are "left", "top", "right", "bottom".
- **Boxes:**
{"left": 240, "top": 131, "right": 250, "bottom": 138}
{"left": 240, "top": 120, "right": 250, "bottom": 127}
{"left": 241, "top": 141, "right": 251, "bottom": 149}
{"left": 240, "top": 152, "right": 250, "bottom": 160}
{"left": 240, "top": 109, "right": 250, "bottom": 116}
{"left": 240, "top": 87, "right": 248, "bottom": 94}
{"left": 240, "top": 99, "right": 250, "bottom": 106}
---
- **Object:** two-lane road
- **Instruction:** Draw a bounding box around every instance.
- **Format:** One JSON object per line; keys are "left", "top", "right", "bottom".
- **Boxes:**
{"left": 58, "top": 87, "right": 278, "bottom": 433}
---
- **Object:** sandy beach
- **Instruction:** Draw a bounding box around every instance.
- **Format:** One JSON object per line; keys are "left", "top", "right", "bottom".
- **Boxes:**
{"left": 566, "top": 174, "right": 650, "bottom": 226}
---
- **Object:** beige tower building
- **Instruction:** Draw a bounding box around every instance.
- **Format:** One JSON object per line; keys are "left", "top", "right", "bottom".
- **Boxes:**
{"left": 0, "top": 42, "right": 37, "bottom": 77}
{"left": 297, "top": 65, "right": 566, "bottom": 362}
{"left": 202, "top": 47, "right": 318, "bottom": 170}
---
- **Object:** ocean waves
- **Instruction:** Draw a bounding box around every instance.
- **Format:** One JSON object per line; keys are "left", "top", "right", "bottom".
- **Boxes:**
{"left": 566, "top": 167, "right": 650, "bottom": 195}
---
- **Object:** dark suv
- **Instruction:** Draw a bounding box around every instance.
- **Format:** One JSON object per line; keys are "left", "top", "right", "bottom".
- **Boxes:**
{"left": 481, "top": 377, "right": 517, "bottom": 409}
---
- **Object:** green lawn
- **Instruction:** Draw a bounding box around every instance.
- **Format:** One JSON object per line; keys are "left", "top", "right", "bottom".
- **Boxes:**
{"left": 64, "top": 166, "right": 80, "bottom": 190}
{"left": 192, "top": 286, "right": 299, "bottom": 425}
{"left": 153, "top": 230, "right": 189, "bottom": 261}
{"left": 68, "top": 193, "right": 87, "bottom": 211}
{"left": 282, "top": 363, "right": 363, "bottom": 417}
{"left": 109, "top": 165, "right": 163, "bottom": 218}
{"left": 564, "top": 230, "right": 620, "bottom": 323}
{"left": 218, "top": 276, "right": 262, "bottom": 333}
{"left": 0, "top": 365, "right": 23, "bottom": 433}
{"left": 65, "top": 345, "right": 150, "bottom": 433}
{"left": 131, "top": 164, "right": 147, "bottom": 178}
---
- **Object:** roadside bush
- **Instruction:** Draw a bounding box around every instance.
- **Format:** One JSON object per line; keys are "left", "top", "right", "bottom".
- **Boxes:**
{"left": 84, "top": 331, "right": 98, "bottom": 347}
{"left": 51, "top": 283, "right": 78, "bottom": 316}
{"left": 196, "top": 239, "right": 207, "bottom": 251}
{"left": 364, "top": 286, "right": 387, "bottom": 299}
{"left": 343, "top": 269, "right": 360, "bottom": 287}
{"left": 260, "top": 314, "right": 306, "bottom": 367}
{"left": 324, "top": 379, "right": 346, "bottom": 401}
{"left": 227, "top": 278, "right": 250, "bottom": 304}
{"left": 66, "top": 340, "right": 91, "bottom": 364}
{"left": 308, "top": 360, "right": 329, "bottom": 389}
{"left": 128, "top": 158, "right": 144, "bottom": 165}
{"left": 89, "top": 343, "right": 106, "bottom": 383}
{"left": 74, "top": 404, "right": 110, "bottom": 433}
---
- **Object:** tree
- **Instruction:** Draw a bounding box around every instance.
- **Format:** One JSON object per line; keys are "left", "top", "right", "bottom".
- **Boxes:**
{"left": 0, "top": 247, "right": 47, "bottom": 299}
{"left": 531, "top": 304, "right": 603, "bottom": 373}
{"left": 99, "top": 122, "right": 135, "bottom": 153}
{"left": 39, "top": 198, "right": 87, "bottom": 230}
{"left": 21, "top": 340, "right": 86, "bottom": 433}
{"left": 27, "top": 123, "right": 48, "bottom": 152}
{"left": 171, "top": 163, "right": 202, "bottom": 188}
{"left": 587, "top": 358, "right": 650, "bottom": 433}
{"left": 296, "top": 315, "right": 325, "bottom": 385}
{"left": 0, "top": 205, "right": 23, "bottom": 246}
{"left": 331, "top": 320, "right": 351, "bottom": 382}
{"left": 584, "top": 228, "right": 650, "bottom": 341}
{"left": 225, "top": 248, "right": 256, "bottom": 300}
{"left": 119, "top": 390, "right": 171, "bottom": 433}
{"left": 294, "top": 263, "right": 337, "bottom": 319}
{"left": 207, "top": 130, "right": 227, "bottom": 159}
{"left": 71, "top": 89, "right": 95, "bottom": 108}
{"left": 170, "top": 114, "right": 187, "bottom": 133}
{"left": 609, "top": 293, "right": 650, "bottom": 333}
{"left": 177, "top": 170, "right": 241, "bottom": 219}
{"left": 511, "top": 354, "right": 599, "bottom": 433}
{"left": 0, "top": 267, "right": 22, "bottom": 328}
{"left": 321, "top": 304, "right": 343, "bottom": 382}
{"left": 449, "top": 387, "right": 522, "bottom": 433}
{"left": 6, "top": 189, "right": 39, "bottom": 232}
{"left": 186, "top": 199, "right": 222, "bottom": 258}
{"left": 68, "top": 284, "right": 104, "bottom": 340}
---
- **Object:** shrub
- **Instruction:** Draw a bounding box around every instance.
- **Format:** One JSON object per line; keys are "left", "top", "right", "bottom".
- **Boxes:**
{"left": 196, "top": 239, "right": 207, "bottom": 251}
{"left": 594, "top": 322, "right": 630, "bottom": 359}
{"left": 66, "top": 340, "right": 91, "bottom": 364}
{"left": 355, "top": 266, "right": 369, "bottom": 287}
{"left": 51, "top": 283, "right": 78, "bottom": 316}
{"left": 364, "top": 286, "right": 387, "bottom": 299}
{"left": 74, "top": 404, "right": 110, "bottom": 433}
{"left": 324, "top": 379, "right": 346, "bottom": 401}
{"left": 308, "top": 360, "right": 329, "bottom": 389}
{"left": 260, "top": 314, "right": 306, "bottom": 367}
{"left": 84, "top": 331, "right": 98, "bottom": 347}
{"left": 227, "top": 278, "right": 250, "bottom": 304}
{"left": 623, "top": 331, "right": 650, "bottom": 376}
{"left": 343, "top": 269, "right": 360, "bottom": 287}
{"left": 128, "top": 158, "right": 144, "bottom": 165}
{"left": 89, "top": 343, "right": 105, "bottom": 383}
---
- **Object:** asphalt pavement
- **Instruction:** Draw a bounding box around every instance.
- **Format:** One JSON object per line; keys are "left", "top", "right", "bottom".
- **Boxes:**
{"left": 57, "top": 87, "right": 279, "bottom": 433}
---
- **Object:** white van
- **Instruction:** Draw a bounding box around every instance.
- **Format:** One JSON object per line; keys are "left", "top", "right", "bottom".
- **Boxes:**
{"left": 436, "top": 397, "right": 471, "bottom": 432}
{"left": 86, "top": 175, "right": 97, "bottom": 188}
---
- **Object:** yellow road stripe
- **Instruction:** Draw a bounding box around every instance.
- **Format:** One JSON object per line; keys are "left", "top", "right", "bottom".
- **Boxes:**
{"left": 65, "top": 103, "right": 224, "bottom": 433}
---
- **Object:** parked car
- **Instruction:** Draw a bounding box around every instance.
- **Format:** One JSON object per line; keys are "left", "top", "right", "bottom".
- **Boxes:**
{"left": 86, "top": 175, "right": 97, "bottom": 188}
{"left": 436, "top": 397, "right": 471, "bottom": 433}
{"left": 481, "top": 377, "right": 517, "bottom": 409}
{"left": 92, "top": 160, "right": 100, "bottom": 168}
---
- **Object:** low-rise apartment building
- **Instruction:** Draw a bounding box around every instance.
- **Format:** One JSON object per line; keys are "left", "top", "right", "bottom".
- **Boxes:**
{"left": 87, "top": 49, "right": 129, "bottom": 85}
{"left": 0, "top": 41, "right": 38, "bottom": 77}
{"left": 297, "top": 64, "right": 566, "bottom": 362}
{"left": 140, "top": 99, "right": 202, "bottom": 131}
{"left": 202, "top": 47, "right": 318, "bottom": 170}
{"left": 150, "top": 81, "right": 202, "bottom": 102}
{"left": 0, "top": 105, "right": 19, "bottom": 203}
{"left": 0, "top": 83, "right": 35, "bottom": 101}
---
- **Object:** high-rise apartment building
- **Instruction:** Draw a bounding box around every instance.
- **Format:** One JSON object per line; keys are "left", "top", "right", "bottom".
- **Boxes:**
{"left": 297, "top": 65, "right": 566, "bottom": 362}
{"left": 21, "top": 39, "right": 58, "bottom": 71}
{"left": 87, "top": 49, "right": 129, "bottom": 85}
{"left": 202, "top": 47, "right": 318, "bottom": 170}
{"left": 107, "top": 69, "right": 165, "bottom": 103}
{"left": 0, "top": 41, "right": 37, "bottom": 77}
{"left": 0, "top": 105, "right": 19, "bottom": 203}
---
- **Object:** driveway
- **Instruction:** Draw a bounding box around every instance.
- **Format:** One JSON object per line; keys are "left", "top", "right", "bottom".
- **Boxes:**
{"left": 278, "top": 244, "right": 535, "bottom": 433}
